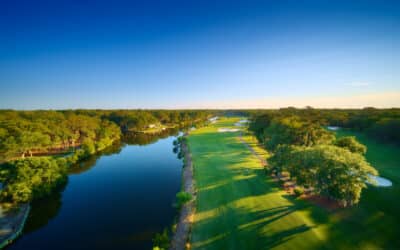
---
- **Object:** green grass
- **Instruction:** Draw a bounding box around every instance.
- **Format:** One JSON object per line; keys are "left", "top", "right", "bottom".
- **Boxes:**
{"left": 188, "top": 117, "right": 328, "bottom": 250}
{"left": 328, "top": 129, "right": 400, "bottom": 249}
{"left": 188, "top": 118, "right": 400, "bottom": 249}
{"left": 335, "top": 129, "right": 400, "bottom": 184}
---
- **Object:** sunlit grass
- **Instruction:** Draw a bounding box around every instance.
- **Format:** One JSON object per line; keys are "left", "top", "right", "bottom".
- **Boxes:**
{"left": 189, "top": 118, "right": 400, "bottom": 249}
{"left": 188, "top": 117, "right": 327, "bottom": 250}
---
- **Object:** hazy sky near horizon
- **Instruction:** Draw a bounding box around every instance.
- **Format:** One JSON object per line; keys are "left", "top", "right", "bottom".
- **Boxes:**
{"left": 1, "top": 0, "right": 399, "bottom": 109}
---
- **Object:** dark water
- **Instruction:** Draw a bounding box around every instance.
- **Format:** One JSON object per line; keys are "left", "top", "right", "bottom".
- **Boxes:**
{"left": 8, "top": 133, "right": 182, "bottom": 250}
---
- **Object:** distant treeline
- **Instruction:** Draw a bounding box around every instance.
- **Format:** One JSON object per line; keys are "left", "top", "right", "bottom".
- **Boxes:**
{"left": 0, "top": 110, "right": 212, "bottom": 162}
{"left": 247, "top": 108, "right": 397, "bottom": 206}
{"left": 0, "top": 109, "right": 212, "bottom": 204}
{"left": 245, "top": 107, "right": 400, "bottom": 145}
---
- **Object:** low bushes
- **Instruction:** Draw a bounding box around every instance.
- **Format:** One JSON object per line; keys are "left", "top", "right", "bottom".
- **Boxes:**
{"left": 175, "top": 191, "right": 192, "bottom": 209}
{"left": 293, "top": 186, "right": 304, "bottom": 196}
{"left": 152, "top": 228, "right": 170, "bottom": 250}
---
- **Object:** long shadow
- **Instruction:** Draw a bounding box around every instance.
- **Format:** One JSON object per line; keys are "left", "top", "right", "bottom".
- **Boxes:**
{"left": 195, "top": 171, "right": 273, "bottom": 214}
{"left": 237, "top": 207, "right": 313, "bottom": 249}
{"left": 281, "top": 193, "right": 330, "bottom": 224}
{"left": 192, "top": 205, "right": 313, "bottom": 250}
{"left": 262, "top": 224, "right": 312, "bottom": 249}
{"left": 191, "top": 127, "right": 318, "bottom": 249}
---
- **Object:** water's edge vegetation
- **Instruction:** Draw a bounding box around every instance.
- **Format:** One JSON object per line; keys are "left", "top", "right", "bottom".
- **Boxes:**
{"left": 0, "top": 110, "right": 212, "bottom": 248}
{"left": 169, "top": 136, "right": 196, "bottom": 250}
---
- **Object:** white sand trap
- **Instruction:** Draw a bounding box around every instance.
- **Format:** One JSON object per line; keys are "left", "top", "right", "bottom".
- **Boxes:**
{"left": 218, "top": 128, "right": 240, "bottom": 132}
{"left": 235, "top": 119, "right": 249, "bottom": 127}
{"left": 327, "top": 126, "right": 340, "bottom": 131}
{"left": 209, "top": 116, "right": 218, "bottom": 123}
{"left": 367, "top": 174, "right": 393, "bottom": 187}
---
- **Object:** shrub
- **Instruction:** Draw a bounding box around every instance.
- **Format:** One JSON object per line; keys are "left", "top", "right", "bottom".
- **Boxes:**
{"left": 281, "top": 171, "right": 290, "bottom": 178}
{"left": 294, "top": 186, "right": 305, "bottom": 196}
{"left": 152, "top": 228, "right": 169, "bottom": 250}
{"left": 175, "top": 191, "right": 192, "bottom": 208}
{"left": 66, "top": 149, "right": 87, "bottom": 164}
{"left": 82, "top": 139, "right": 96, "bottom": 155}
{"left": 177, "top": 136, "right": 186, "bottom": 143}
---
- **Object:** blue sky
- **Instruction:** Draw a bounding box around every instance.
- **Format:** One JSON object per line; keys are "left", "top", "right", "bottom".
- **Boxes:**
{"left": 1, "top": 0, "right": 399, "bottom": 109}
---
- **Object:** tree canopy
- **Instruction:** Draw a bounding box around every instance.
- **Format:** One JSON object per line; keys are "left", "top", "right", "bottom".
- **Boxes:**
{"left": 263, "top": 116, "right": 335, "bottom": 150}
{"left": 0, "top": 109, "right": 213, "bottom": 204}
{"left": 0, "top": 157, "right": 68, "bottom": 203}
{"left": 247, "top": 107, "right": 400, "bottom": 145}
{"left": 269, "top": 145, "right": 377, "bottom": 206}
{"left": 248, "top": 109, "right": 381, "bottom": 206}
{"left": 335, "top": 136, "right": 367, "bottom": 155}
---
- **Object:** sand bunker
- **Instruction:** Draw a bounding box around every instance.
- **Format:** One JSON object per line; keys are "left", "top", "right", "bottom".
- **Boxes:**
{"left": 367, "top": 174, "right": 393, "bottom": 187}
{"left": 327, "top": 126, "right": 340, "bottom": 131}
{"left": 218, "top": 128, "right": 240, "bottom": 132}
{"left": 235, "top": 119, "right": 249, "bottom": 127}
{"left": 209, "top": 116, "right": 218, "bottom": 123}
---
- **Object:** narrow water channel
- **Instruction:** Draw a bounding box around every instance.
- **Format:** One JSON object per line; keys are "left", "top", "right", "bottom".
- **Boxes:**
{"left": 7, "top": 132, "right": 182, "bottom": 250}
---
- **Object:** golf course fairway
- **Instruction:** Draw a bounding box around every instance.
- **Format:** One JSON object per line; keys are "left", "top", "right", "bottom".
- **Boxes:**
{"left": 187, "top": 117, "right": 327, "bottom": 250}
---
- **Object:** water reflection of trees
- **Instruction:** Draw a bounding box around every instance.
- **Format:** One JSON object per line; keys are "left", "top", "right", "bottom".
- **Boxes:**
{"left": 23, "top": 130, "right": 180, "bottom": 234}
{"left": 122, "top": 128, "right": 180, "bottom": 145}
{"left": 68, "top": 129, "right": 179, "bottom": 175}
{"left": 68, "top": 142, "right": 123, "bottom": 175}
{"left": 23, "top": 182, "right": 66, "bottom": 233}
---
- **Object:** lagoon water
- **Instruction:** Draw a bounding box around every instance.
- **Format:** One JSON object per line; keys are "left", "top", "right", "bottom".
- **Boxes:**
{"left": 8, "top": 134, "right": 182, "bottom": 250}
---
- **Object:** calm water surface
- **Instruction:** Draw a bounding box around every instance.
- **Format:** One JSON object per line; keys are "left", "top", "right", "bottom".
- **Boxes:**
{"left": 8, "top": 134, "right": 182, "bottom": 250}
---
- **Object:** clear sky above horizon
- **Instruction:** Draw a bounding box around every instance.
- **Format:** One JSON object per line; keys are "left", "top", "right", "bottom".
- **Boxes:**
{"left": 1, "top": 0, "right": 399, "bottom": 109}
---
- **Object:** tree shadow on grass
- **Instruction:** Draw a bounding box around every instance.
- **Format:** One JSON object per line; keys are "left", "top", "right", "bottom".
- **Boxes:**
{"left": 192, "top": 205, "right": 313, "bottom": 250}
{"left": 190, "top": 127, "right": 320, "bottom": 249}
{"left": 195, "top": 173, "right": 272, "bottom": 214}
{"left": 280, "top": 193, "right": 330, "bottom": 225}
{"left": 262, "top": 224, "right": 312, "bottom": 249}
{"left": 196, "top": 182, "right": 256, "bottom": 214}
{"left": 241, "top": 206, "right": 317, "bottom": 248}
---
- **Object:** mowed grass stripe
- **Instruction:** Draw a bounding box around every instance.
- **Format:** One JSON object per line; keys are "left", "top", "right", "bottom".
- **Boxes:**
{"left": 188, "top": 117, "right": 327, "bottom": 250}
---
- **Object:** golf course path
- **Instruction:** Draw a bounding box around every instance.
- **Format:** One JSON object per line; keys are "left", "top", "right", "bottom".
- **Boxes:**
{"left": 188, "top": 117, "right": 326, "bottom": 250}
{"left": 170, "top": 138, "right": 195, "bottom": 250}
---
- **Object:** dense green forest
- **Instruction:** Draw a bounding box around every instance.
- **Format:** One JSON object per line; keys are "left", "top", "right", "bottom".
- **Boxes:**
{"left": 248, "top": 108, "right": 400, "bottom": 206}
{"left": 247, "top": 107, "right": 400, "bottom": 144}
{"left": 0, "top": 110, "right": 212, "bottom": 204}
